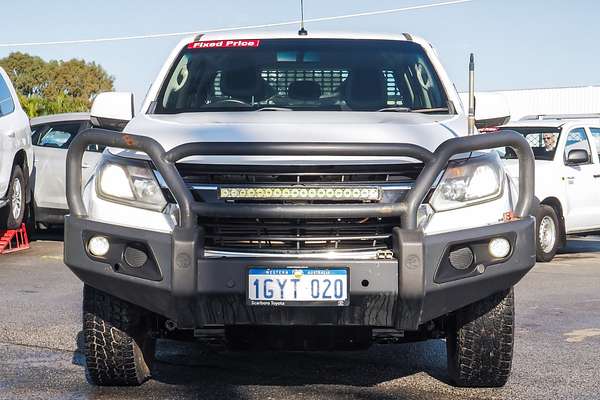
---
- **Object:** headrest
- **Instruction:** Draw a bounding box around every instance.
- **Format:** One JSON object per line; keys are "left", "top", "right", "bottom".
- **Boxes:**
{"left": 220, "top": 64, "right": 262, "bottom": 98}
{"left": 288, "top": 81, "right": 321, "bottom": 101}
{"left": 344, "top": 68, "right": 387, "bottom": 111}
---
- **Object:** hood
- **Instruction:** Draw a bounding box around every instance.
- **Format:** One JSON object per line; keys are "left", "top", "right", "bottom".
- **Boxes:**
{"left": 113, "top": 111, "right": 466, "bottom": 164}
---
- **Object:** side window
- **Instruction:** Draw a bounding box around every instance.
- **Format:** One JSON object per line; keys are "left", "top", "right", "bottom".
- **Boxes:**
{"left": 31, "top": 124, "right": 49, "bottom": 145}
{"left": 0, "top": 75, "right": 16, "bottom": 117}
{"left": 36, "top": 122, "right": 81, "bottom": 149}
{"left": 589, "top": 128, "right": 600, "bottom": 158}
{"left": 564, "top": 128, "right": 592, "bottom": 164}
{"left": 80, "top": 120, "right": 105, "bottom": 153}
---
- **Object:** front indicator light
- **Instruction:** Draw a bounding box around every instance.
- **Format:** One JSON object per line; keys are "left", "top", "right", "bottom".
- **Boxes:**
{"left": 88, "top": 236, "right": 110, "bottom": 257}
{"left": 489, "top": 237, "right": 511, "bottom": 258}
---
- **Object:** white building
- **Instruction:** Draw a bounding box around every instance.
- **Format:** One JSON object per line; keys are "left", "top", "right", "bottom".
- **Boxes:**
{"left": 460, "top": 86, "right": 600, "bottom": 122}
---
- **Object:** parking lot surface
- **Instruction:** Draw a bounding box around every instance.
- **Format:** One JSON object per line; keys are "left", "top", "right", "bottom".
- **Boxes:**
{"left": 1, "top": 233, "right": 599, "bottom": 400}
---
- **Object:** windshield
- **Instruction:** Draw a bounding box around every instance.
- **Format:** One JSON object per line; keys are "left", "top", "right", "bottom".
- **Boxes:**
{"left": 499, "top": 127, "right": 561, "bottom": 161}
{"left": 154, "top": 39, "right": 449, "bottom": 113}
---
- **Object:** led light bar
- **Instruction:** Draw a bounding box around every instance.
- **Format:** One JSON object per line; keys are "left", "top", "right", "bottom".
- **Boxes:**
{"left": 219, "top": 186, "right": 381, "bottom": 201}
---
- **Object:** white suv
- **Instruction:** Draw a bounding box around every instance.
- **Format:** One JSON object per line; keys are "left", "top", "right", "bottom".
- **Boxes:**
{"left": 0, "top": 67, "right": 32, "bottom": 230}
{"left": 500, "top": 116, "right": 600, "bottom": 261}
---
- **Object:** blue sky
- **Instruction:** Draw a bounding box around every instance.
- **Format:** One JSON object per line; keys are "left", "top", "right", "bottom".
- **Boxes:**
{"left": 2, "top": 0, "right": 599, "bottom": 108}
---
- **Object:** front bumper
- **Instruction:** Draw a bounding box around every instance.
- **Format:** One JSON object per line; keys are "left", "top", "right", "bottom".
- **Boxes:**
{"left": 64, "top": 215, "right": 534, "bottom": 330}
{"left": 64, "top": 129, "right": 536, "bottom": 331}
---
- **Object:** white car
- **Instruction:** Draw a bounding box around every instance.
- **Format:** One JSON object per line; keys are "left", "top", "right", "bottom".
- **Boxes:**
{"left": 29, "top": 113, "right": 102, "bottom": 227}
{"left": 0, "top": 67, "right": 33, "bottom": 230}
{"left": 63, "top": 31, "right": 536, "bottom": 388}
{"left": 500, "top": 116, "right": 600, "bottom": 261}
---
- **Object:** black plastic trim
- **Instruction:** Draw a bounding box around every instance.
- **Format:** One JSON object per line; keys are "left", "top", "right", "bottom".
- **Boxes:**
{"left": 64, "top": 215, "right": 535, "bottom": 330}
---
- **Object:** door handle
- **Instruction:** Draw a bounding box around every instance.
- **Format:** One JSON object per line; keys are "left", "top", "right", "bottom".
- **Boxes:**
{"left": 82, "top": 164, "right": 91, "bottom": 168}
{"left": 5, "top": 131, "right": 15, "bottom": 138}
{"left": 594, "top": 174, "right": 600, "bottom": 178}
{"left": 566, "top": 176, "right": 575, "bottom": 179}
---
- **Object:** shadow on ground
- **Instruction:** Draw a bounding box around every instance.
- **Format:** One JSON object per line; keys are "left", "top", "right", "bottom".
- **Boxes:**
{"left": 557, "top": 237, "right": 600, "bottom": 256}
{"left": 151, "top": 339, "right": 448, "bottom": 386}
{"left": 28, "top": 225, "right": 64, "bottom": 242}
{"left": 67, "top": 333, "right": 452, "bottom": 399}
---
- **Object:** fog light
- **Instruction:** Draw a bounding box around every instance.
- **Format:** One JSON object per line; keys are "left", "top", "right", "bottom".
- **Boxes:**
{"left": 88, "top": 236, "right": 110, "bottom": 257}
{"left": 489, "top": 237, "right": 511, "bottom": 258}
{"left": 449, "top": 246, "right": 474, "bottom": 270}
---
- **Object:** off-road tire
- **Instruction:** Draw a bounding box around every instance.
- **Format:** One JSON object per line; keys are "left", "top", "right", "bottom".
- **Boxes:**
{"left": 0, "top": 165, "right": 26, "bottom": 230}
{"left": 446, "top": 288, "right": 514, "bottom": 388}
{"left": 535, "top": 205, "right": 560, "bottom": 262}
{"left": 83, "top": 285, "right": 156, "bottom": 386}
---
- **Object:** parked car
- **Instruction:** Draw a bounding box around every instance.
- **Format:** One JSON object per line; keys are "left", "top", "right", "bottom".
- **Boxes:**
{"left": 29, "top": 113, "right": 103, "bottom": 227}
{"left": 499, "top": 115, "right": 600, "bottom": 262}
{"left": 63, "top": 31, "right": 536, "bottom": 388}
{"left": 0, "top": 67, "right": 33, "bottom": 230}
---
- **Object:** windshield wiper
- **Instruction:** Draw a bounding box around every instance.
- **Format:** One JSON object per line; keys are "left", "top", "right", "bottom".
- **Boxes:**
{"left": 377, "top": 107, "right": 412, "bottom": 112}
{"left": 256, "top": 107, "right": 293, "bottom": 111}
{"left": 411, "top": 107, "right": 450, "bottom": 114}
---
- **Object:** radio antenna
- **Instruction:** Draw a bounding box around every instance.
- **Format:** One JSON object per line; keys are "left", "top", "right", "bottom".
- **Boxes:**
{"left": 468, "top": 53, "right": 476, "bottom": 135}
{"left": 298, "top": 0, "right": 308, "bottom": 36}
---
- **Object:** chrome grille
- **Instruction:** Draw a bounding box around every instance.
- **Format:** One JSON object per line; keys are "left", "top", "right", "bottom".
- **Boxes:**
{"left": 176, "top": 163, "right": 421, "bottom": 254}
{"left": 177, "top": 163, "right": 421, "bottom": 185}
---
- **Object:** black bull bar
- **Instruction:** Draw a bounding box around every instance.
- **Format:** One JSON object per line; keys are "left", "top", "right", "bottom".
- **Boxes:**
{"left": 65, "top": 129, "right": 535, "bottom": 329}
{"left": 67, "top": 129, "right": 534, "bottom": 230}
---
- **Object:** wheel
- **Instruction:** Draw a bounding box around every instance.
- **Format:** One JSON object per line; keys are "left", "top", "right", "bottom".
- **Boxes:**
{"left": 535, "top": 205, "right": 560, "bottom": 262}
{"left": 0, "top": 165, "right": 26, "bottom": 230}
{"left": 446, "top": 288, "right": 514, "bottom": 388}
{"left": 83, "top": 285, "right": 156, "bottom": 386}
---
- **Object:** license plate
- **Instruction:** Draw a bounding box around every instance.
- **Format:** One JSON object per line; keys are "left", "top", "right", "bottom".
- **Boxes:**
{"left": 247, "top": 267, "right": 349, "bottom": 306}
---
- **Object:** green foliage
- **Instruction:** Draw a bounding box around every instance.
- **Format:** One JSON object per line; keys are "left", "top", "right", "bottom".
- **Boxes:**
{"left": 0, "top": 52, "right": 114, "bottom": 117}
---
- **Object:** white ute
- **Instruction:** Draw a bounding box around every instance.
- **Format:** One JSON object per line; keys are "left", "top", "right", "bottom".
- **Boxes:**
{"left": 0, "top": 67, "right": 32, "bottom": 230}
{"left": 500, "top": 115, "right": 600, "bottom": 261}
{"left": 63, "top": 31, "right": 536, "bottom": 388}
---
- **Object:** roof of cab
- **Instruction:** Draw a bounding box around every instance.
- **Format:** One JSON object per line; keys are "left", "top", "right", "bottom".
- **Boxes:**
{"left": 189, "top": 30, "right": 423, "bottom": 44}
{"left": 503, "top": 118, "right": 600, "bottom": 129}
{"left": 30, "top": 112, "right": 90, "bottom": 126}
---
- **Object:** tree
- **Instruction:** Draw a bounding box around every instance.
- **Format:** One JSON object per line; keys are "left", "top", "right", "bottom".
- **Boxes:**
{"left": 0, "top": 52, "right": 114, "bottom": 117}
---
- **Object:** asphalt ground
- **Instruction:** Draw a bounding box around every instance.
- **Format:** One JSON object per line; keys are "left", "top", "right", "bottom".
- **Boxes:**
{"left": 1, "top": 231, "right": 599, "bottom": 400}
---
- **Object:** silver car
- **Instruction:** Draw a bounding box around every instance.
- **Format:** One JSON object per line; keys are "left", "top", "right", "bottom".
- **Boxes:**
{"left": 30, "top": 113, "right": 102, "bottom": 226}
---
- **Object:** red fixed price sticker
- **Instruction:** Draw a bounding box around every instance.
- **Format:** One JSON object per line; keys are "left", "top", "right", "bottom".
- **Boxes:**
{"left": 187, "top": 39, "right": 261, "bottom": 49}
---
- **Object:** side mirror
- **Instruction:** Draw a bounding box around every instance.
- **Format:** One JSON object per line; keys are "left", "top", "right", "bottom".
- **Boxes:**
{"left": 460, "top": 92, "right": 511, "bottom": 129}
{"left": 474, "top": 92, "right": 510, "bottom": 129}
{"left": 566, "top": 149, "right": 589, "bottom": 165}
{"left": 90, "top": 92, "right": 134, "bottom": 131}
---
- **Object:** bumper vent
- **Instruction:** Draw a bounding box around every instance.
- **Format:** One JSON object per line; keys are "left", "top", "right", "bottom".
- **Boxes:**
{"left": 200, "top": 216, "right": 395, "bottom": 254}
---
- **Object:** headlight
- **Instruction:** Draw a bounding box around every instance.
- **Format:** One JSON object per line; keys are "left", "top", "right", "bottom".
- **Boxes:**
{"left": 96, "top": 159, "right": 167, "bottom": 211}
{"left": 430, "top": 152, "right": 505, "bottom": 211}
